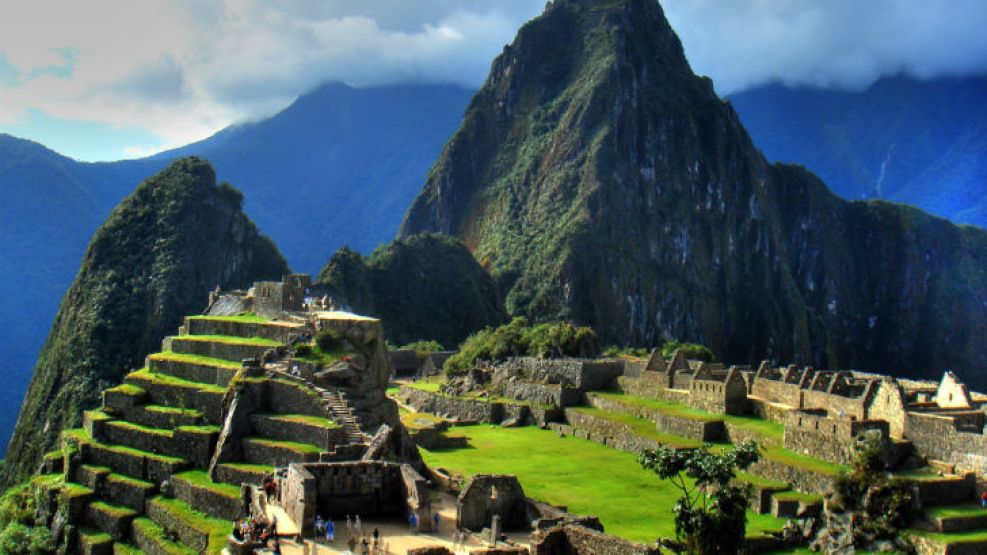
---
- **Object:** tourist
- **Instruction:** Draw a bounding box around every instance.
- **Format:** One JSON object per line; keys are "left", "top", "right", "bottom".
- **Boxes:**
{"left": 433, "top": 512, "right": 440, "bottom": 533}
{"left": 981, "top": 489, "right": 987, "bottom": 508}
{"left": 361, "top": 535, "right": 370, "bottom": 555}
{"left": 346, "top": 514, "right": 353, "bottom": 536}
{"left": 326, "top": 518, "right": 335, "bottom": 542}
{"left": 372, "top": 527, "right": 379, "bottom": 546}
{"left": 409, "top": 512, "right": 418, "bottom": 534}
{"left": 347, "top": 535, "right": 358, "bottom": 554}
{"left": 355, "top": 514, "right": 363, "bottom": 535}
{"left": 314, "top": 514, "right": 325, "bottom": 539}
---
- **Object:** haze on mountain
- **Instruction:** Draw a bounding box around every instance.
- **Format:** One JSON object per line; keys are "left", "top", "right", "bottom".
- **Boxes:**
{"left": 400, "top": 0, "right": 987, "bottom": 387}
{"left": 731, "top": 75, "right": 987, "bottom": 228}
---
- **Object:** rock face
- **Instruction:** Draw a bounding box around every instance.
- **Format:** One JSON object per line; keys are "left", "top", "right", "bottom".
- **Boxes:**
{"left": 399, "top": 0, "right": 987, "bottom": 384}
{"left": 316, "top": 233, "right": 506, "bottom": 347}
{"left": 2, "top": 157, "right": 288, "bottom": 487}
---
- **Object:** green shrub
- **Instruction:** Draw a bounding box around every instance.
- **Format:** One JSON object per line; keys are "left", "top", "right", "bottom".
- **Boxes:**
{"left": 444, "top": 317, "right": 600, "bottom": 374}
{"left": 293, "top": 344, "right": 313, "bottom": 358}
{"left": 602, "top": 346, "right": 651, "bottom": 358}
{"left": 661, "top": 341, "right": 716, "bottom": 362}
{"left": 400, "top": 340, "right": 445, "bottom": 357}
{"left": 0, "top": 522, "right": 53, "bottom": 555}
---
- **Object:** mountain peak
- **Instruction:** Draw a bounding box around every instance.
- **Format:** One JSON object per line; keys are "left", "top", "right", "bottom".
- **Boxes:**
{"left": 399, "top": 0, "right": 987, "bottom": 385}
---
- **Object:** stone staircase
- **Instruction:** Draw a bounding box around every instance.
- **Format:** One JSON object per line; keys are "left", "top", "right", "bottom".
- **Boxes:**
{"left": 41, "top": 315, "right": 367, "bottom": 555}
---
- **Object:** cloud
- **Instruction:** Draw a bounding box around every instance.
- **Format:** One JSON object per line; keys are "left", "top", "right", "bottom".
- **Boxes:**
{"left": 1, "top": 0, "right": 986, "bottom": 160}
{"left": 661, "top": 0, "right": 987, "bottom": 94}
{"left": 0, "top": 0, "right": 543, "bottom": 158}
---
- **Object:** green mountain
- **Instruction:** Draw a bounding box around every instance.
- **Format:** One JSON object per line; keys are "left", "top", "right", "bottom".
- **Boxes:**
{"left": 730, "top": 76, "right": 987, "bottom": 228}
{"left": 400, "top": 0, "right": 987, "bottom": 385}
{"left": 316, "top": 233, "right": 506, "bottom": 348}
{"left": 1, "top": 158, "right": 288, "bottom": 488}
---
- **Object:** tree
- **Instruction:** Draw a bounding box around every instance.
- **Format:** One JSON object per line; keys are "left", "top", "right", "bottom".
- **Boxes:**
{"left": 639, "top": 440, "right": 760, "bottom": 555}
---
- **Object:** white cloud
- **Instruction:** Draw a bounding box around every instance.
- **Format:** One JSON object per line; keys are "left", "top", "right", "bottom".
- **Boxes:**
{"left": 0, "top": 0, "right": 543, "bottom": 156}
{"left": 1, "top": 0, "right": 986, "bottom": 160}
{"left": 661, "top": 0, "right": 987, "bottom": 94}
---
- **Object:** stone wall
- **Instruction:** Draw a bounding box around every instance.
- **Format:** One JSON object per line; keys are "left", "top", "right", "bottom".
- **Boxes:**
{"left": 750, "top": 378, "right": 802, "bottom": 408}
{"left": 530, "top": 524, "right": 660, "bottom": 555}
{"left": 164, "top": 337, "right": 275, "bottom": 363}
{"left": 783, "top": 411, "right": 889, "bottom": 465}
{"left": 865, "top": 379, "right": 909, "bottom": 439}
{"left": 498, "top": 381, "right": 582, "bottom": 408}
{"left": 183, "top": 317, "right": 300, "bottom": 342}
{"left": 457, "top": 475, "right": 529, "bottom": 531}
{"left": 747, "top": 457, "right": 837, "bottom": 494}
{"left": 498, "top": 358, "right": 623, "bottom": 390}
{"left": 615, "top": 376, "right": 689, "bottom": 404}
{"left": 801, "top": 389, "right": 866, "bottom": 419}
{"left": 556, "top": 412, "right": 670, "bottom": 455}
{"left": 402, "top": 387, "right": 562, "bottom": 426}
{"left": 906, "top": 412, "right": 987, "bottom": 477}
{"left": 687, "top": 370, "right": 747, "bottom": 415}
{"left": 264, "top": 378, "right": 327, "bottom": 417}
{"left": 281, "top": 461, "right": 420, "bottom": 536}
{"left": 586, "top": 394, "right": 724, "bottom": 442}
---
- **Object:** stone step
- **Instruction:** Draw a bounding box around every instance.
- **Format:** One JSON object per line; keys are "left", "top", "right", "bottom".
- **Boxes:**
{"left": 123, "top": 370, "right": 226, "bottom": 424}
{"left": 86, "top": 500, "right": 138, "bottom": 541}
{"left": 182, "top": 316, "right": 303, "bottom": 342}
{"left": 74, "top": 464, "right": 112, "bottom": 491}
{"left": 147, "top": 352, "right": 241, "bottom": 387}
{"left": 249, "top": 413, "right": 346, "bottom": 450}
{"left": 214, "top": 463, "right": 275, "bottom": 487}
{"left": 102, "top": 385, "right": 148, "bottom": 413}
{"left": 145, "top": 495, "right": 233, "bottom": 554}
{"left": 99, "top": 420, "right": 219, "bottom": 468}
{"left": 80, "top": 435, "right": 188, "bottom": 485}
{"left": 164, "top": 335, "right": 282, "bottom": 363}
{"left": 112, "top": 542, "right": 142, "bottom": 555}
{"left": 242, "top": 437, "right": 322, "bottom": 467}
{"left": 922, "top": 503, "right": 987, "bottom": 532}
{"left": 77, "top": 525, "right": 114, "bottom": 555}
{"left": 171, "top": 470, "right": 243, "bottom": 520}
{"left": 130, "top": 516, "right": 197, "bottom": 555}
{"left": 123, "top": 404, "right": 205, "bottom": 430}
{"left": 103, "top": 473, "right": 157, "bottom": 512}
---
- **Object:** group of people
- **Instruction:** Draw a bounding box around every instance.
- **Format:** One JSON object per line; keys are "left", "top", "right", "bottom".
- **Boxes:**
{"left": 232, "top": 513, "right": 280, "bottom": 551}
{"left": 310, "top": 513, "right": 390, "bottom": 554}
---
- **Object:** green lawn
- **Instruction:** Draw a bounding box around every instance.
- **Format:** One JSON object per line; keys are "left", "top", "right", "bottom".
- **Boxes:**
{"left": 926, "top": 503, "right": 987, "bottom": 519}
{"left": 420, "top": 424, "right": 787, "bottom": 544}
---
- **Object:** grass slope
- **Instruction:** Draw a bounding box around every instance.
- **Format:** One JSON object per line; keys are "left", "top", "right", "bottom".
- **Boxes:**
{"left": 420, "top": 424, "right": 786, "bottom": 543}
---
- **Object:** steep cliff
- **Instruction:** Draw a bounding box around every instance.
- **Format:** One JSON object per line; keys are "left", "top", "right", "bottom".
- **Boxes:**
{"left": 400, "top": 0, "right": 987, "bottom": 384}
{"left": 2, "top": 157, "right": 288, "bottom": 487}
{"left": 316, "top": 233, "right": 506, "bottom": 348}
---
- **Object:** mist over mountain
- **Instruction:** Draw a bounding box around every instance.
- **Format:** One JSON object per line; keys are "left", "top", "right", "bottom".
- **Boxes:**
{"left": 730, "top": 75, "right": 987, "bottom": 227}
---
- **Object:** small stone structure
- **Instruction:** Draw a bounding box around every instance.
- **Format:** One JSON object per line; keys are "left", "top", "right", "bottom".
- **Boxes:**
{"left": 280, "top": 460, "right": 432, "bottom": 536}
{"left": 457, "top": 475, "right": 530, "bottom": 532}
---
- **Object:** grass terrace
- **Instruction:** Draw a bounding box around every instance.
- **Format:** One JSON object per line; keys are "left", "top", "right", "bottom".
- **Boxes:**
{"left": 257, "top": 413, "right": 338, "bottom": 428}
{"left": 188, "top": 313, "right": 270, "bottom": 324}
{"left": 589, "top": 391, "right": 784, "bottom": 443}
{"left": 63, "top": 428, "right": 185, "bottom": 465}
{"left": 759, "top": 445, "right": 847, "bottom": 476}
{"left": 218, "top": 462, "right": 276, "bottom": 475}
{"left": 170, "top": 334, "right": 282, "bottom": 347}
{"left": 772, "top": 490, "right": 823, "bottom": 504}
{"left": 245, "top": 437, "right": 322, "bottom": 455}
{"left": 149, "top": 351, "right": 243, "bottom": 369}
{"left": 146, "top": 405, "right": 203, "bottom": 418}
{"left": 925, "top": 503, "right": 986, "bottom": 519}
{"left": 567, "top": 406, "right": 702, "bottom": 449}
{"left": 736, "top": 472, "right": 789, "bottom": 490}
{"left": 174, "top": 470, "right": 240, "bottom": 500}
{"left": 421, "top": 424, "right": 787, "bottom": 543}
{"left": 132, "top": 517, "right": 196, "bottom": 555}
{"left": 128, "top": 368, "right": 226, "bottom": 394}
{"left": 105, "top": 383, "right": 146, "bottom": 396}
{"left": 401, "top": 411, "right": 447, "bottom": 431}
{"left": 907, "top": 528, "right": 987, "bottom": 545}
{"left": 404, "top": 379, "right": 552, "bottom": 409}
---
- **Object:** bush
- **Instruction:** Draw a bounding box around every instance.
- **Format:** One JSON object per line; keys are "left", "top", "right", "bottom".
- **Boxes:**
{"left": 400, "top": 340, "right": 446, "bottom": 357}
{"left": 602, "top": 346, "right": 650, "bottom": 358}
{"left": 0, "top": 522, "right": 53, "bottom": 555}
{"left": 661, "top": 341, "right": 716, "bottom": 362}
{"left": 444, "top": 317, "right": 600, "bottom": 375}
{"left": 293, "top": 344, "right": 313, "bottom": 358}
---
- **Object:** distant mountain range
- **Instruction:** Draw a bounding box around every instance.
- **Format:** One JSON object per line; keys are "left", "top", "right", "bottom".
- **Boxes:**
{"left": 0, "top": 82, "right": 472, "bottom": 454}
{"left": 730, "top": 75, "right": 987, "bottom": 227}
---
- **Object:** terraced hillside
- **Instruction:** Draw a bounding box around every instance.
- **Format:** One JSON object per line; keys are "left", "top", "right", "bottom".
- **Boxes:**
{"left": 34, "top": 314, "right": 373, "bottom": 554}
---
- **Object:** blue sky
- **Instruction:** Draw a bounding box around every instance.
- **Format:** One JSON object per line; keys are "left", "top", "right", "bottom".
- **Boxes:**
{"left": 1, "top": 0, "right": 986, "bottom": 162}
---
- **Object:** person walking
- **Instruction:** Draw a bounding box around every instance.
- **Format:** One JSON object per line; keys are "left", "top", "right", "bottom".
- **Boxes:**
{"left": 355, "top": 514, "right": 363, "bottom": 536}
{"left": 326, "top": 518, "right": 335, "bottom": 542}
{"left": 433, "top": 512, "right": 440, "bottom": 533}
{"left": 981, "top": 489, "right": 987, "bottom": 508}
{"left": 346, "top": 515, "right": 353, "bottom": 536}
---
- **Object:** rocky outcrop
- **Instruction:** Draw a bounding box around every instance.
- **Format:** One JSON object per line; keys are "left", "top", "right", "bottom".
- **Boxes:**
{"left": 399, "top": 0, "right": 987, "bottom": 387}
{"left": 3, "top": 158, "right": 288, "bottom": 487}
{"left": 316, "top": 233, "right": 506, "bottom": 348}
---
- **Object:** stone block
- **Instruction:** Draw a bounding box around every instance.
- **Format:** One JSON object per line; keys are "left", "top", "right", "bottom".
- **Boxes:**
{"left": 86, "top": 502, "right": 136, "bottom": 541}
